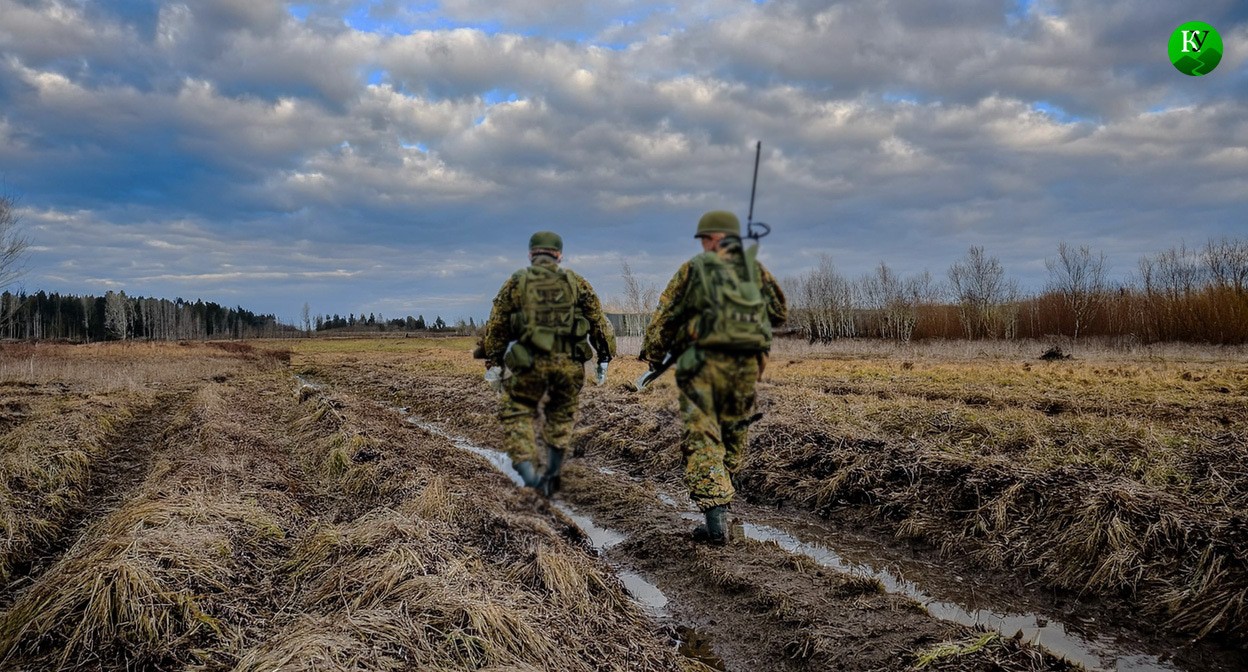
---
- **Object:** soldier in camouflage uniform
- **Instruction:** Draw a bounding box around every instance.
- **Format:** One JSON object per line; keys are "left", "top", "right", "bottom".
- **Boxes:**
{"left": 641, "top": 211, "right": 787, "bottom": 544}
{"left": 482, "top": 231, "right": 615, "bottom": 495}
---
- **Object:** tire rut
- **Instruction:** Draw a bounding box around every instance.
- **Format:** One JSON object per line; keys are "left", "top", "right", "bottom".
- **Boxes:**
{"left": 556, "top": 463, "right": 980, "bottom": 672}
{"left": 0, "top": 386, "right": 194, "bottom": 606}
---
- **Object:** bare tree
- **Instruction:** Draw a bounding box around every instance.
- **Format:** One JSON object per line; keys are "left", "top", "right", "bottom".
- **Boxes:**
{"left": 0, "top": 194, "right": 27, "bottom": 291}
{"left": 620, "top": 260, "right": 656, "bottom": 313}
{"left": 104, "top": 290, "right": 133, "bottom": 340}
{"left": 1046, "top": 243, "right": 1108, "bottom": 342}
{"left": 301, "top": 302, "right": 312, "bottom": 335}
{"left": 858, "top": 262, "right": 921, "bottom": 341}
{"left": 789, "top": 256, "right": 856, "bottom": 342}
{"left": 948, "top": 246, "right": 1018, "bottom": 339}
{"left": 617, "top": 260, "right": 658, "bottom": 336}
{"left": 1203, "top": 237, "right": 1248, "bottom": 294}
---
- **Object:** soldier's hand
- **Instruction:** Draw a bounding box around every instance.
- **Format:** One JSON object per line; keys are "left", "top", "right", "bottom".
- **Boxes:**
{"left": 484, "top": 366, "right": 504, "bottom": 394}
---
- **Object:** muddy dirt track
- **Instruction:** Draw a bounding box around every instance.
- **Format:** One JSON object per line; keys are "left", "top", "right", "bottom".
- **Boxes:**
{"left": 299, "top": 338, "right": 1248, "bottom": 672}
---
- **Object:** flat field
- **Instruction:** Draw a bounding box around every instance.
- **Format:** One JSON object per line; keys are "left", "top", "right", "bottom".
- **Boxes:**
{"left": 1, "top": 337, "right": 1244, "bottom": 671}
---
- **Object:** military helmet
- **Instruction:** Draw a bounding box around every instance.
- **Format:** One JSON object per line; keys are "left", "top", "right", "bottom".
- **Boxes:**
{"left": 695, "top": 211, "right": 741, "bottom": 238}
{"left": 529, "top": 230, "right": 563, "bottom": 253}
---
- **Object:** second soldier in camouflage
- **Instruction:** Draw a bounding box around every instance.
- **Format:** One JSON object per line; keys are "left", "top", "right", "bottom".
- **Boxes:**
{"left": 641, "top": 211, "right": 787, "bottom": 543}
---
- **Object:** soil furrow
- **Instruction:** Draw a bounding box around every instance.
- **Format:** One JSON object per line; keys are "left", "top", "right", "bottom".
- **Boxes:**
{"left": 0, "top": 388, "right": 191, "bottom": 606}
{"left": 556, "top": 460, "right": 1075, "bottom": 671}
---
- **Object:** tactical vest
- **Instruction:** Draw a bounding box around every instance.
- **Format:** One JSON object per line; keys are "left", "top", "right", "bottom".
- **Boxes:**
{"left": 686, "top": 246, "right": 772, "bottom": 352}
{"left": 511, "top": 265, "right": 591, "bottom": 358}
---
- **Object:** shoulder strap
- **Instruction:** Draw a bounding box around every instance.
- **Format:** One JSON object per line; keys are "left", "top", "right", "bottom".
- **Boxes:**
{"left": 562, "top": 268, "right": 580, "bottom": 310}
{"left": 690, "top": 254, "right": 714, "bottom": 309}
{"left": 515, "top": 268, "right": 530, "bottom": 304}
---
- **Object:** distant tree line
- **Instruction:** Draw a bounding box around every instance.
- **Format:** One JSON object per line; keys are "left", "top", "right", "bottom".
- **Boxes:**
{"left": 0, "top": 290, "right": 292, "bottom": 341}
{"left": 785, "top": 237, "right": 1248, "bottom": 345}
{"left": 314, "top": 313, "right": 477, "bottom": 334}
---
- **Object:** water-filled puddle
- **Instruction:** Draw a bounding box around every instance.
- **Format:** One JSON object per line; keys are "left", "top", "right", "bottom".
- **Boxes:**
{"left": 553, "top": 502, "right": 626, "bottom": 553}
{"left": 619, "top": 571, "right": 669, "bottom": 614}
{"left": 406, "top": 418, "right": 526, "bottom": 486}
{"left": 400, "top": 413, "right": 671, "bottom": 615}
{"left": 732, "top": 518, "right": 1179, "bottom": 672}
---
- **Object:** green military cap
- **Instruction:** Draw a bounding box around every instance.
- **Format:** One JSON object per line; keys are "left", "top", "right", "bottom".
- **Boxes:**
{"left": 695, "top": 211, "right": 741, "bottom": 238}
{"left": 529, "top": 231, "right": 563, "bottom": 252}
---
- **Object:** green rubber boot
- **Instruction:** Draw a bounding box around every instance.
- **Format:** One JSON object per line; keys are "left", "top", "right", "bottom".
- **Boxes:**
{"left": 692, "top": 505, "right": 729, "bottom": 545}
{"left": 513, "top": 460, "right": 540, "bottom": 488}
{"left": 538, "top": 447, "right": 566, "bottom": 498}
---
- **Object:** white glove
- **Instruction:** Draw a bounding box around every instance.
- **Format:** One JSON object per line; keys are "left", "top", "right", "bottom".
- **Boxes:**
{"left": 484, "top": 366, "right": 503, "bottom": 393}
{"left": 594, "top": 361, "right": 609, "bottom": 385}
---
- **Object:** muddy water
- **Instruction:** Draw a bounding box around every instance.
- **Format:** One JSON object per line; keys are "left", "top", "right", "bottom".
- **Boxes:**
{"left": 552, "top": 502, "right": 670, "bottom": 614}
{"left": 725, "top": 515, "right": 1183, "bottom": 672}
{"left": 405, "top": 417, "right": 527, "bottom": 487}
{"left": 665, "top": 479, "right": 1160, "bottom": 667}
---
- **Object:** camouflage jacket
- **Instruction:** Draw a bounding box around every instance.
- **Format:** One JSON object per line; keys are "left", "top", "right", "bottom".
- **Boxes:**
{"left": 482, "top": 256, "right": 616, "bottom": 366}
{"left": 640, "top": 250, "right": 787, "bottom": 364}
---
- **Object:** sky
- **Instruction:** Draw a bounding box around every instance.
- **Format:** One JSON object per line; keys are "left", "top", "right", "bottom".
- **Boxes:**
{"left": 1, "top": 0, "right": 1245, "bottom": 324}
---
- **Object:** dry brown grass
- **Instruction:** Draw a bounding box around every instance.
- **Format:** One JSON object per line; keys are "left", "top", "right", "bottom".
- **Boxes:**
{"left": 0, "top": 379, "right": 294, "bottom": 670}
{"left": 0, "top": 342, "right": 285, "bottom": 589}
{"left": 0, "top": 341, "right": 282, "bottom": 391}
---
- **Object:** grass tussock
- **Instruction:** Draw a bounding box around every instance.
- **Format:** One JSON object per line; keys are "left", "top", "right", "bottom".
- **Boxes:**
{"left": 911, "top": 630, "right": 1078, "bottom": 671}
{"left": 0, "top": 492, "right": 282, "bottom": 669}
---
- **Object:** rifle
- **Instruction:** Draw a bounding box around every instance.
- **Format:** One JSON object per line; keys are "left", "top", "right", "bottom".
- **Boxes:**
{"left": 746, "top": 141, "right": 771, "bottom": 243}
{"left": 634, "top": 351, "right": 674, "bottom": 391}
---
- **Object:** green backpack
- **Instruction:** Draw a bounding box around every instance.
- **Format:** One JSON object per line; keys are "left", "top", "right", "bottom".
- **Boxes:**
{"left": 506, "top": 266, "right": 591, "bottom": 369}
{"left": 687, "top": 245, "right": 772, "bottom": 352}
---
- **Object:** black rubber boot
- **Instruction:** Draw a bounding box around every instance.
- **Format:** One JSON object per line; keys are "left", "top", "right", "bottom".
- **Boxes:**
{"left": 513, "top": 460, "right": 540, "bottom": 488}
{"left": 692, "top": 505, "right": 729, "bottom": 545}
{"left": 538, "top": 447, "right": 566, "bottom": 497}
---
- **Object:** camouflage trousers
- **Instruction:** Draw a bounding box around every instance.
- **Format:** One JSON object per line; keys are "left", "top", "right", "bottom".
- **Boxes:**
{"left": 500, "top": 354, "right": 585, "bottom": 465}
{"left": 675, "top": 349, "right": 760, "bottom": 511}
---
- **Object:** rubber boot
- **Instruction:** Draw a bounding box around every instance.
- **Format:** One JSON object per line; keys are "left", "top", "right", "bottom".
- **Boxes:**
{"left": 513, "top": 460, "right": 540, "bottom": 488}
{"left": 538, "top": 447, "right": 566, "bottom": 498}
{"left": 692, "top": 505, "right": 729, "bottom": 545}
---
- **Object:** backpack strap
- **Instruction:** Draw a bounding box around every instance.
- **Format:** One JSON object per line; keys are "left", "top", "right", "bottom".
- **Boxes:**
{"left": 561, "top": 267, "right": 579, "bottom": 309}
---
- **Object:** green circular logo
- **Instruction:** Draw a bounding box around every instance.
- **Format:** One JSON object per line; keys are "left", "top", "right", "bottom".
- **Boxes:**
{"left": 1169, "top": 21, "right": 1223, "bottom": 76}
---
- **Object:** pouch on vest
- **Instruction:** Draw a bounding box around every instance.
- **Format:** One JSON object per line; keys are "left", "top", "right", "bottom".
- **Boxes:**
{"left": 571, "top": 316, "right": 593, "bottom": 361}
{"left": 675, "top": 346, "right": 703, "bottom": 378}
{"left": 504, "top": 341, "right": 534, "bottom": 372}
{"left": 529, "top": 326, "right": 557, "bottom": 353}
